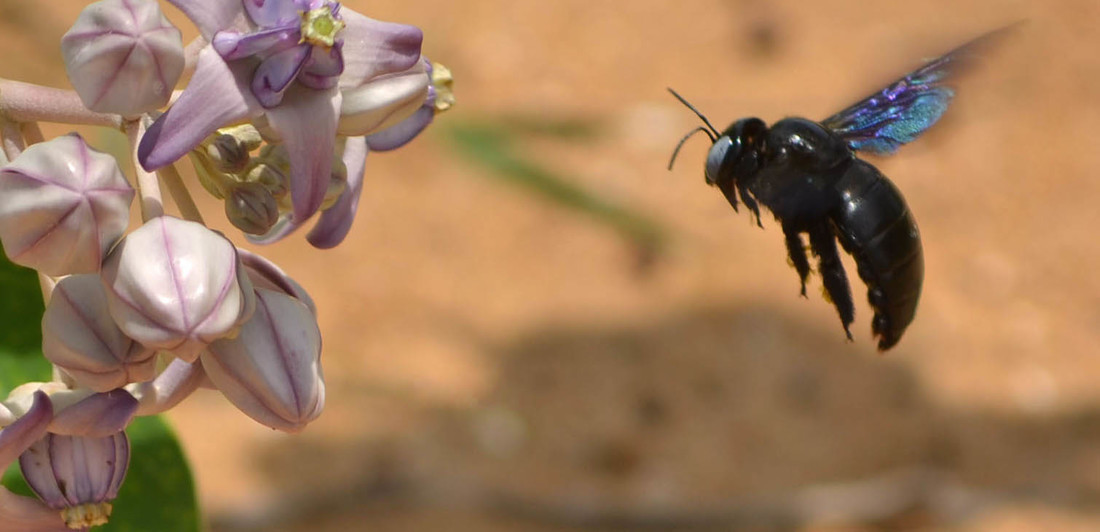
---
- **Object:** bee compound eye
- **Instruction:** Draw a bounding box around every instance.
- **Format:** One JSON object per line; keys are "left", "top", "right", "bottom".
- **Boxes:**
{"left": 705, "top": 136, "right": 736, "bottom": 184}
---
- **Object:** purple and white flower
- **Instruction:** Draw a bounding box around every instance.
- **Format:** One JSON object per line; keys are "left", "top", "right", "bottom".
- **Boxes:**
{"left": 138, "top": 0, "right": 424, "bottom": 224}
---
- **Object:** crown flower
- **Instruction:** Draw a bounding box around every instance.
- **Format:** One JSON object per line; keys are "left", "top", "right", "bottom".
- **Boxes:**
{"left": 138, "top": 0, "right": 424, "bottom": 223}
{"left": 0, "top": 0, "right": 450, "bottom": 524}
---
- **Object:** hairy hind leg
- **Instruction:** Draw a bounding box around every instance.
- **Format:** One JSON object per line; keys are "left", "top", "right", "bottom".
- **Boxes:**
{"left": 781, "top": 223, "right": 811, "bottom": 297}
{"left": 808, "top": 223, "right": 854, "bottom": 340}
{"left": 738, "top": 180, "right": 763, "bottom": 228}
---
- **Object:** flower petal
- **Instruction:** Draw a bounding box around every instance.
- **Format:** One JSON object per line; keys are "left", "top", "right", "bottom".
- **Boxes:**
{"left": 264, "top": 85, "right": 340, "bottom": 221}
{"left": 306, "top": 136, "right": 367, "bottom": 249}
{"left": 252, "top": 44, "right": 311, "bottom": 108}
{"left": 338, "top": 10, "right": 423, "bottom": 89}
{"left": 364, "top": 105, "right": 433, "bottom": 151}
{"left": 166, "top": 0, "right": 247, "bottom": 41}
{"left": 212, "top": 26, "right": 300, "bottom": 60}
{"left": 299, "top": 42, "right": 344, "bottom": 90}
{"left": 337, "top": 61, "right": 428, "bottom": 137}
{"left": 48, "top": 389, "right": 137, "bottom": 438}
{"left": 238, "top": 249, "right": 317, "bottom": 314}
{"left": 243, "top": 0, "right": 301, "bottom": 27}
{"left": 0, "top": 392, "right": 51, "bottom": 470}
{"left": 139, "top": 46, "right": 257, "bottom": 171}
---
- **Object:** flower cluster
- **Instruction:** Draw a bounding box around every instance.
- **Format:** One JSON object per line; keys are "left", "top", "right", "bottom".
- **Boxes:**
{"left": 0, "top": 0, "right": 450, "bottom": 528}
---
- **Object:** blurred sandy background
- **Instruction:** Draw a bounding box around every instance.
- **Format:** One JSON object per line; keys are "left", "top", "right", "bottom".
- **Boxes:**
{"left": 5, "top": 0, "right": 1100, "bottom": 530}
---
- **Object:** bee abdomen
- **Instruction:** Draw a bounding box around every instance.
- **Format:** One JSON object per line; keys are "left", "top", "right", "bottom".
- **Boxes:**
{"left": 831, "top": 161, "right": 924, "bottom": 350}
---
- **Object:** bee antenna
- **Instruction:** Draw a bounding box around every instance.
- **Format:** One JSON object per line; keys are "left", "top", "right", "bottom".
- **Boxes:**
{"left": 667, "top": 88, "right": 721, "bottom": 139}
{"left": 668, "top": 126, "right": 713, "bottom": 170}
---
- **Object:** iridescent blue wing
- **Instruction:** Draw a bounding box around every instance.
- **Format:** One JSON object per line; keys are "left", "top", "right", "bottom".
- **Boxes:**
{"left": 822, "top": 25, "right": 1015, "bottom": 156}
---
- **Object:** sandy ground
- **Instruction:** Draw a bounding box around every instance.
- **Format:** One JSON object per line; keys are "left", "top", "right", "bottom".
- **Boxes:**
{"left": 4, "top": 0, "right": 1100, "bottom": 530}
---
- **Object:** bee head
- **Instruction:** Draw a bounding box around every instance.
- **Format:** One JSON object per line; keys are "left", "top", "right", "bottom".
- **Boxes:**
{"left": 667, "top": 89, "right": 767, "bottom": 192}
{"left": 706, "top": 117, "right": 767, "bottom": 187}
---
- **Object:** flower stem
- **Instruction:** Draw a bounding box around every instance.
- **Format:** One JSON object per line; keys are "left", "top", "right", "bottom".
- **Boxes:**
{"left": 126, "top": 358, "right": 206, "bottom": 416}
{"left": 0, "top": 117, "right": 25, "bottom": 161}
{"left": 158, "top": 164, "right": 206, "bottom": 224}
{"left": 183, "top": 36, "right": 206, "bottom": 76}
{"left": 20, "top": 120, "right": 44, "bottom": 143}
{"left": 20, "top": 121, "right": 44, "bottom": 145}
{"left": 125, "top": 119, "right": 164, "bottom": 221}
{"left": 0, "top": 80, "right": 120, "bottom": 128}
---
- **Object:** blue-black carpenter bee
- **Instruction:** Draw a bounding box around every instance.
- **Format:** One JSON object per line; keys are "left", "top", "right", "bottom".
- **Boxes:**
{"left": 669, "top": 27, "right": 1012, "bottom": 350}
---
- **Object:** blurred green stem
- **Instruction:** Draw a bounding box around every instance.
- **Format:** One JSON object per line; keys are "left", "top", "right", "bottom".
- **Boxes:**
{"left": 446, "top": 122, "right": 665, "bottom": 257}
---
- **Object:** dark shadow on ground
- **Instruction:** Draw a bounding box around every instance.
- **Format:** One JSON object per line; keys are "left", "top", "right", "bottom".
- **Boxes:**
{"left": 214, "top": 304, "right": 1100, "bottom": 531}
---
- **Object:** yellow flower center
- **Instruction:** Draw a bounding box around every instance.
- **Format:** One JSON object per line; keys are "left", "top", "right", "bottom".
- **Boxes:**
{"left": 62, "top": 502, "right": 112, "bottom": 529}
{"left": 300, "top": 6, "right": 345, "bottom": 49}
{"left": 431, "top": 63, "right": 455, "bottom": 113}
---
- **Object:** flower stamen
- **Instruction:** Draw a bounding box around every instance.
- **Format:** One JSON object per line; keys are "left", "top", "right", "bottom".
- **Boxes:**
{"left": 300, "top": 4, "right": 345, "bottom": 50}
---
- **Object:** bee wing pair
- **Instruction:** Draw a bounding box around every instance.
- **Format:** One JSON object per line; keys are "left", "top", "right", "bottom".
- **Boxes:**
{"left": 823, "top": 24, "right": 1017, "bottom": 155}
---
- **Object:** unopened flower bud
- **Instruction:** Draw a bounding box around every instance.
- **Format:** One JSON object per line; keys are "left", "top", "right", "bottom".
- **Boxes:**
{"left": 253, "top": 144, "right": 346, "bottom": 214}
{"left": 225, "top": 182, "right": 280, "bottom": 235}
{"left": 101, "top": 216, "right": 256, "bottom": 362}
{"left": 61, "top": 0, "right": 184, "bottom": 116}
{"left": 245, "top": 159, "right": 289, "bottom": 199}
{"left": 205, "top": 125, "right": 262, "bottom": 174}
{"left": 250, "top": 144, "right": 293, "bottom": 208}
{"left": 0, "top": 134, "right": 134, "bottom": 276}
{"left": 19, "top": 432, "right": 129, "bottom": 530}
{"left": 42, "top": 275, "right": 156, "bottom": 392}
{"left": 338, "top": 60, "right": 429, "bottom": 137}
{"left": 206, "top": 135, "right": 251, "bottom": 174}
{"left": 201, "top": 289, "right": 323, "bottom": 433}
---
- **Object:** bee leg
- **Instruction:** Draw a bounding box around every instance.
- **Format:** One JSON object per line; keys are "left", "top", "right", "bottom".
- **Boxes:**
{"left": 808, "top": 223, "right": 854, "bottom": 340}
{"left": 716, "top": 180, "right": 740, "bottom": 213}
{"left": 737, "top": 180, "right": 763, "bottom": 228}
{"left": 781, "top": 223, "right": 811, "bottom": 298}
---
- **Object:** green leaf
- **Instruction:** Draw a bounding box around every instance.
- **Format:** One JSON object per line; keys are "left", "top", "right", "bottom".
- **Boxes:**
{"left": 105, "top": 416, "right": 201, "bottom": 532}
{"left": 2, "top": 417, "right": 201, "bottom": 532}
{"left": 0, "top": 251, "right": 50, "bottom": 396}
